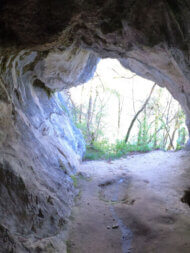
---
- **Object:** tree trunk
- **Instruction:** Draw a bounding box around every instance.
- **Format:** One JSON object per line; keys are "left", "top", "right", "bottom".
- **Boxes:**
{"left": 86, "top": 87, "right": 93, "bottom": 143}
{"left": 79, "top": 86, "right": 84, "bottom": 123}
{"left": 125, "top": 83, "right": 156, "bottom": 143}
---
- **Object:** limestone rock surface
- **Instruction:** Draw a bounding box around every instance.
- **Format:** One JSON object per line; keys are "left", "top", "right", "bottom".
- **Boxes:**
{"left": 0, "top": 49, "right": 97, "bottom": 252}
{"left": 0, "top": 1, "right": 190, "bottom": 252}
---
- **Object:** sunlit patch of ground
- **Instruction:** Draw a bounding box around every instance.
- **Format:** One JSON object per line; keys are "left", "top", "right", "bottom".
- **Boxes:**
{"left": 68, "top": 150, "right": 190, "bottom": 253}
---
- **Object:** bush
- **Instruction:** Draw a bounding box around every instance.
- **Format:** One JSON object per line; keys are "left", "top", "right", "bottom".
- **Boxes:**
{"left": 83, "top": 139, "right": 152, "bottom": 161}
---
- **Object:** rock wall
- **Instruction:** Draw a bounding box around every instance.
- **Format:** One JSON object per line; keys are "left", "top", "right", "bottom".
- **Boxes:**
{"left": 0, "top": 48, "right": 97, "bottom": 252}
{"left": 1, "top": 1, "right": 189, "bottom": 130}
{"left": 0, "top": 0, "right": 190, "bottom": 252}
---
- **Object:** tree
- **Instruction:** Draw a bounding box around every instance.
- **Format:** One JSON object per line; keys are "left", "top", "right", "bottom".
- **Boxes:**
{"left": 124, "top": 83, "right": 156, "bottom": 143}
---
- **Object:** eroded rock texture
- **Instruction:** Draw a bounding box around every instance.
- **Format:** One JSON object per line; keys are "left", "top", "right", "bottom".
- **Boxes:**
{"left": 0, "top": 0, "right": 190, "bottom": 252}
{"left": 0, "top": 48, "right": 97, "bottom": 252}
{"left": 1, "top": 1, "right": 189, "bottom": 129}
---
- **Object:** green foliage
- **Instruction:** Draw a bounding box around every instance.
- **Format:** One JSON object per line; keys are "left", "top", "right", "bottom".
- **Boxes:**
{"left": 176, "top": 127, "right": 188, "bottom": 150}
{"left": 66, "top": 240, "right": 72, "bottom": 253}
{"left": 69, "top": 66, "right": 188, "bottom": 159}
{"left": 75, "top": 122, "right": 88, "bottom": 136}
{"left": 84, "top": 139, "right": 152, "bottom": 161}
{"left": 82, "top": 92, "right": 188, "bottom": 161}
{"left": 70, "top": 175, "right": 78, "bottom": 188}
{"left": 84, "top": 139, "right": 113, "bottom": 161}
{"left": 137, "top": 112, "right": 149, "bottom": 147}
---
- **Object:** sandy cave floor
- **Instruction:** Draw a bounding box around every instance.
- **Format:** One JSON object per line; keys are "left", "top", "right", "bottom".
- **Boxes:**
{"left": 67, "top": 150, "right": 190, "bottom": 253}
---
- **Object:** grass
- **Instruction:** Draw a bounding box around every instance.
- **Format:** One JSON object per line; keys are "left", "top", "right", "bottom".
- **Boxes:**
{"left": 70, "top": 175, "right": 78, "bottom": 188}
{"left": 83, "top": 140, "right": 152, "bottom": 161}
{"left": 66, "top": 240, "right": 72, "bottom": 253}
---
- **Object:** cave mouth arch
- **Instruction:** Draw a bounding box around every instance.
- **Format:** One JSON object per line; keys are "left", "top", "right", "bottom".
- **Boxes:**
{"left": 68, "top": 57, "right": 188, "bottom": 160}
{"left": 29, "top": 41, "right": 190, "bottom": 149}
{"left": 0, "top": 1, "right": 190, "bottom": 252}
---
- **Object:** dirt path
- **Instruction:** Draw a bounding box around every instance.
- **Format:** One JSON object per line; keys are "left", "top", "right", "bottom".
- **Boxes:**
{"left": 67, "top": 151, "right": 190, "bottom": 253}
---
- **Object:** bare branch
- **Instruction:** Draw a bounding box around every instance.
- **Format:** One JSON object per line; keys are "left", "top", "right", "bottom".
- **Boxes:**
{"left": 112, "top": 68, "right": 136, "bottom": 79}
{"left": 125, "top": 83, "right": 157, "bottom": 143}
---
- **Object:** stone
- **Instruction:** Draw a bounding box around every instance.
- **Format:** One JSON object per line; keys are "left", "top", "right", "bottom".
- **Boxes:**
{"left": 0, "top": 1, "right": 189, "bottom": 252}
{"left": 184, "top": 139, "right": 190, "bottom": 151}
{"left": 112, "top": 224, "right": 119, "bottom": 229}
{"left": 0, "top": 50, "right": 90, "bottom": 251}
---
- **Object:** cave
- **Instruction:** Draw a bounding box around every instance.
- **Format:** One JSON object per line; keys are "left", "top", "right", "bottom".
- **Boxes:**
{"left": 0, "top": 1, "right": 190, "bottom": 252}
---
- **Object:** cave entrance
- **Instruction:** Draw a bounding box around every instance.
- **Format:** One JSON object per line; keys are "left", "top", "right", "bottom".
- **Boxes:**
{"left": 68, "top": 58, "right": 188, "bottom": 161}
{"left": 66, "top": 59, "right": 190, "bottom": 253}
